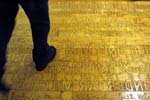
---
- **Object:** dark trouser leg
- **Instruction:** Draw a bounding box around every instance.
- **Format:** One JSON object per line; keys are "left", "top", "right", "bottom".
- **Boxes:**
{"left": 0, "top": 2, "right": 19, "bottom": 78}
{"left": 20, "top": 1, "right": 50, "bottom": 52}
{"left": 19, "top": 1, "right": 56, "bottom": 71}
{"left": 0, "top": 2, "right": 18, "bottom": 92}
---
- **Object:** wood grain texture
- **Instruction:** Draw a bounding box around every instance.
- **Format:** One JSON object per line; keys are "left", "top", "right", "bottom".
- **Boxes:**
{"left": 0, "top": 0, "right": 150, "bottom": 100}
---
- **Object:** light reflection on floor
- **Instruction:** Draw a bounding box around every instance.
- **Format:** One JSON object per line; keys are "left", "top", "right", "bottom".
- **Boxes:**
{"left": 0, "top": 0, "right": 150, "bottom": 100}
{"left": 121, "top": 92, "right": 145, "bottom": 100}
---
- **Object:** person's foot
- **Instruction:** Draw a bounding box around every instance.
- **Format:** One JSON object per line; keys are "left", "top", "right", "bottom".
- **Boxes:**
{"left": 33, "top": 46, "right": 56, "bottom": 71}
{"left": 0, "top": 81, "right": 10, "bottom": 94}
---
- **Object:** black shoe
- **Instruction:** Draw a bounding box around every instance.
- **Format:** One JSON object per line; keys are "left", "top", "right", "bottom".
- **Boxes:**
{"left": 33, "top": 46, "right": 56, "bottom": 71}
{"left": 0, "top": 81, "right": 10, "bottom": 94}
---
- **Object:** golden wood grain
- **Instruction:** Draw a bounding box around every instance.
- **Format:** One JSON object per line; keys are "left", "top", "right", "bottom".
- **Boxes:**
{"left": 0, "top": 0, "right": 150, "bottom": 100}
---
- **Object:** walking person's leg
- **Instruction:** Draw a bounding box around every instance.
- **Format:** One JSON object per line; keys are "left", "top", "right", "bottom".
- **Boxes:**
{"left": 0, "top": 2, "right": 19, "bottom": 93}
{"left": 19, "top": 1, "right": 56, "bottom": 71}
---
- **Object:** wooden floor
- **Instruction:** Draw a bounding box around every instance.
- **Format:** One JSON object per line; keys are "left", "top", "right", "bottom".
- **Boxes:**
{"left": 1, "top": 0, "right": 150, "bottom": 100}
